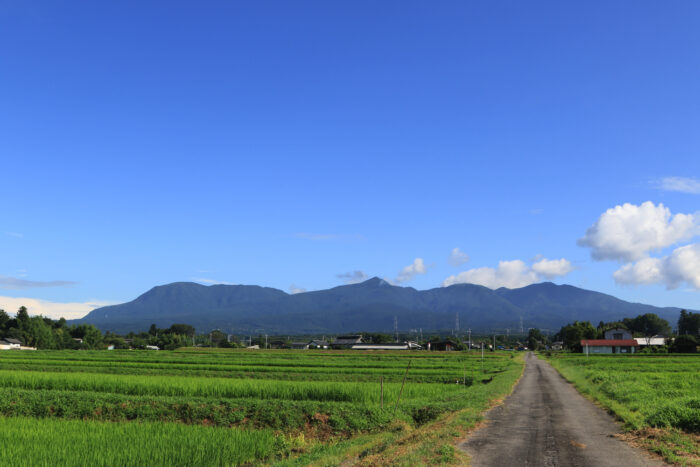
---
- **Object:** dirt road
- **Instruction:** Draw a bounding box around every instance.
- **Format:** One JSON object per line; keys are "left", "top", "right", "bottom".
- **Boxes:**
{"left": 459, "top": 352, "right": 666, "bottom": 466}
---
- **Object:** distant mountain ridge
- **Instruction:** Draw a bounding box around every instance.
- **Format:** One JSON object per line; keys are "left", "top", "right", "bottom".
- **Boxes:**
{"left": 72, "top": 278, "right": 692, "bottom": 334}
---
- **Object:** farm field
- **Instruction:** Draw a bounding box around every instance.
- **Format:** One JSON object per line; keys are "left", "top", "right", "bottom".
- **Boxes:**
{"left": 0, "top": 348, "right": 523, "bottom": 466}
{"left": 545, "top": 353, "right": 700, "bottom": 466}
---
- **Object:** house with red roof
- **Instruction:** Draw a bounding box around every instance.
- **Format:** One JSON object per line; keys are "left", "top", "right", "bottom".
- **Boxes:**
{"left": 581, "top": 328, "right": 639, "bottom": 354}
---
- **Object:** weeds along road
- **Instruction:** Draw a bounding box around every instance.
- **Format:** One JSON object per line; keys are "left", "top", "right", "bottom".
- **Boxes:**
{"left": 460, "top": 352, "right": 667, "bottom": 467}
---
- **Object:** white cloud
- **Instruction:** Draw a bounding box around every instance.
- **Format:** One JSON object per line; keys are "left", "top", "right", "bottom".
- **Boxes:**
{"left": 0, "top": 276, "right": 76, "bottom": 290}
{"left": 532, "top": 258, "right": 574, "bottom": 278}
{"left": 655, "top": 177, "right": 700, "bottom": 195}
{"left": 395, "top": 258, "right": 427, "bottom": 283}
{"left": 336, "top": 270, "right": 368, "bottom": 284}
{"left": 443, "top": 257, "right": 573, "bottom": 289}
{"left": 289, "top": 285, "right": 307, "bottom": 294}
{"left": 578, "top": 202, "right": 698, "bottom": 262}
{"left": 192, "top": 277, "right": 235, "bottom": 285}
{"left": 448, "top": 248, "right": 469, "bottom": 267}
{"left": 0, "top": 296, "right": 113, "bottom": 320}
{"left": 5, "top": 232, "right": 23, "bottom": 238}
{"left": 613, "top": 243, "right": 700, "bottom": 289}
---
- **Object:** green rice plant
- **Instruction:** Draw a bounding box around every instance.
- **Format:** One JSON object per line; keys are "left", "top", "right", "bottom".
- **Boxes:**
{"left": 0, "top": 416, "right": 277, "bottom": 466}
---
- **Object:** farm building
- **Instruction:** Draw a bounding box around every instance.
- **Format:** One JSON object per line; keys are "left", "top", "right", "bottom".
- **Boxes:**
{"left": 427, "top": 340, "right": 457, "bottom": 351}
{"left": 308, "top": 340, "right": 329, "bottom": 349}
{"left": 0, "top": 338, "right": 22, "bottom": 350}
{"left": 351, "top": 342, "right": 422, "bottom": 351}
{"left": 331, "top": 335, "right": 364, "bottom": 349}
{"left": 550, "top": 341, "right": 564, "bottom": 351}
{"left": 634, "top": 336, "right": 666, "bottom": 347}
{"left": 290, "top": 342, "right": 310, "bottom": 350}
{"left": 580, "top": 339, "right": 639, "bottom": 354}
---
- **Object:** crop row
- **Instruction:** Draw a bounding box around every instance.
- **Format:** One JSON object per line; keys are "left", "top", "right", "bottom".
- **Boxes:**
{"left": 0, "top": 349, "right": 508, "bottom": 371}
{"left": 0, "top": 416, "right": 278, "bottom": 466}
{"left": 0, "top": 359, "right": 505, "bottom": 384}
{"left": 0, "top": 369, "right": 470, "bottom": 403}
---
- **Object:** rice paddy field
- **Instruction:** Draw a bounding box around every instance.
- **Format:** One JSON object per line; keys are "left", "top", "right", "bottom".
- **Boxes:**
{"left": 0, "top": 348, "right": 524, "bottom": 466}
{"left": 546, "top": 353, "right": 700, "bottom": 465}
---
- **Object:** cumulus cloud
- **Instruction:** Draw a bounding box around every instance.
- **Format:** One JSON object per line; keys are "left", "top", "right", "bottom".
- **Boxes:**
{"left": 336, "top": 270, "right": 368, "bottom": 284}
{"left": 448, "top": 248, "right": 469, "bottom": 267}
{"left": 289, "top": 285, "right": 307, "bottom": 294}
{"left": 613, "top": 243, "right": 700, "bottom": 289}
{"left": 443, "top": 257, "right": 573, "bottom": 289}
{"left": 532, "top": 258, "right": 574, "bottom": 278}
{"left": 655, "top": 177, "right": 700, "bottom": 195}
{"left": 395, "top": 258, "right": 427, "bottom": 283}
{"left": 578, "top": 202, "right": 698, "bottom": 262}
{"left": 0, "top": 276, "right": 76, "bottom": 290}
{"left": 0, "top": 296, "right": 113, "bottom": 320}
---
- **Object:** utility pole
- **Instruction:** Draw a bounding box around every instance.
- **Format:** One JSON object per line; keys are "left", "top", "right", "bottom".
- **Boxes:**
{"left": 468, "top": 328, "right": 471, "bottom": 352}
{"left": 394, "top": 316, "right": 399, "bottom": 343}
{"left": 455, "top": 313, "right": 459, "bottom": 332}
{"left": 519, "top": 317, "right": 524, "bottom": 334}
{"left": 419, "top": 328, "right": 423, "bottom": 341}
{"left": 493, "top": 334, "right": 496, "bottom": 352}
{"left": 265, "top": 334, "right": 268, "bottom": 349}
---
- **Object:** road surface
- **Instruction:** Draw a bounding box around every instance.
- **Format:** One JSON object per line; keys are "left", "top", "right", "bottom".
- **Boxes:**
{"left": 459, "top": 352, "right": 666, "bottom": 466}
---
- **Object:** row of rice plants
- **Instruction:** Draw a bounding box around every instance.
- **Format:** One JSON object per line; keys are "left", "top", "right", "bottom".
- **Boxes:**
{"left": 0, "top": 386, "right": 397, "bottom": 432}
{"left": 0, "top": 416, "right": 278, "bottom": 466}
{"left": 0, "top": 349, "right": 507, "bottom": 372}
{"left": 0, "top": 369, "right": 468, "bottom": 403}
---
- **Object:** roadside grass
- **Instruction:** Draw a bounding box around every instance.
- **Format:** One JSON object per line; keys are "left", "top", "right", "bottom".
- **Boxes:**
{"left": 544, "top": 353, "right": 700, "bottom": 466}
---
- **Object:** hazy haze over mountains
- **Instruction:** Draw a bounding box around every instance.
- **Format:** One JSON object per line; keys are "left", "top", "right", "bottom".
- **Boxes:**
{"left": 73, "top": 278, "right": 689, "bottom": 335}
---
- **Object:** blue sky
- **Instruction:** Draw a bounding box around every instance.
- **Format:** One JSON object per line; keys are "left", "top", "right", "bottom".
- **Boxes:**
{"left": 1, "top": 1, "right": 699, "bottom": 319}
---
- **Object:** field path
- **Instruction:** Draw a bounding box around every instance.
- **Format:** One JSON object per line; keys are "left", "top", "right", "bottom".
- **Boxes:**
{"left": 459, "top": 352, "right": 667, "bottom": 466}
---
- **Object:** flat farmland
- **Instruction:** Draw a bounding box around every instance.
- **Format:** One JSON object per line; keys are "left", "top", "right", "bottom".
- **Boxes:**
{"left": 0, "top": 349, "right": 523, "bottom": 466}
{"left": 546, "top": 353, "right": 700, "bottom": 465}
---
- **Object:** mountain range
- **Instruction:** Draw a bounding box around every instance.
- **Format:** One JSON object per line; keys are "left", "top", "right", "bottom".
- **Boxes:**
{"left": 71, "top": 278, "right": 692, "bottom": 335}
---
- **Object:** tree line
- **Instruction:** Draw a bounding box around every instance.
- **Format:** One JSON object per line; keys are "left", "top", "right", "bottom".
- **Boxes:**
{"left": 0, "top": 307, "right": 197, "bottom": 350}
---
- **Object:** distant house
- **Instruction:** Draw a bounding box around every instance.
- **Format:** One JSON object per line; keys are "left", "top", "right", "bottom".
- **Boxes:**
{"left": 145, "top": 345, "right": 159, "bottom": 350}
{"left": 290, "top": 342, "right": 310, "bottom": 350}
{"left": 331, "top": 335, "right": 363, "bottom": 349}
{"left": 308, "top": 340, "right": 329, "bottom": 349}
{"left": 246, "top": 344, "right": 260, "bottom": 349}
{"left": 351, "top": 341, "right": 422, "bottom": 351}
{"left": 550, "top": 341, "right": 564, "bottom": 351}
{"left": 581, "top": 339, "right": 639, "bottom": 354}
{"left": 268, "top": 340, "right": 287, "bottom": 349}
{"left": 0, "top": 338, "right": 22, "bottom": 350}
{"left": 427, "top": 340, "right": 456, "bottom": 351}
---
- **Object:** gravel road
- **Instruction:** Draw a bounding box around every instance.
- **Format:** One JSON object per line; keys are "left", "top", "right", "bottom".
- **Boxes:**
{"left": 459, "top": 352, "right": 667, "bottom": 466}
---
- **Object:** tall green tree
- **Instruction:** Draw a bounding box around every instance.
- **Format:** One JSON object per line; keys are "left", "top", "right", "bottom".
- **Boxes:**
{"left": 527, "top": 328, "right": 544, "bottom": 350}
{"left": 0, "top": 309, "right": 9, "bottom": 332}
{"left": 678, "top": 310, "right": 700, "bottom": 337}
{"left": 557, "top": 321, "right": 597, "bottom": 351}
{"left": 623, "top": 313, "right": 671, "bottom": 338}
